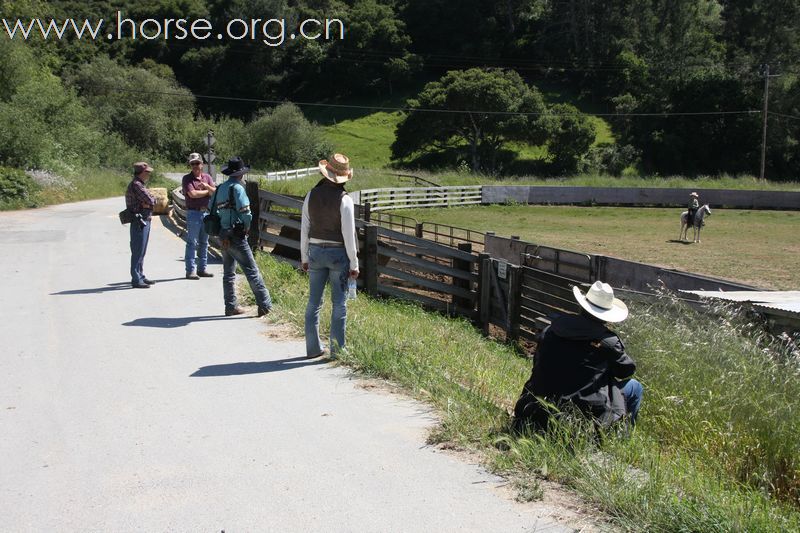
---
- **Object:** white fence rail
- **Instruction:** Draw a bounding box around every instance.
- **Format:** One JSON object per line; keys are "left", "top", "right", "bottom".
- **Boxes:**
{"left": 255, "top": 166, "right": 318, "bottom": 181}
{"left": 356, "top": 186, "right": 483, "bottom": 212}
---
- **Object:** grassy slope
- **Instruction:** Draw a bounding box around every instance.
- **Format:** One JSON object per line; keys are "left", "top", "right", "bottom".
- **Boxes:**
{"left": 250, "top": 254, "right": 800, "bottom": 531}
{"left": 314, "top": 82, "right": 616, "bottom": 169}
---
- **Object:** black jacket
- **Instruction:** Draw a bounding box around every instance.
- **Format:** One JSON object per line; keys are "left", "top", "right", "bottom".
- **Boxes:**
{"left": 514, "top": 313, "right": 636, "bottom": 429}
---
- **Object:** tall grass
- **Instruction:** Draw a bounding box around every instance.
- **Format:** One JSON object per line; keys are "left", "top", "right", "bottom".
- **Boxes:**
{"left": 251, "top": 253, "right": 800, "bottom": 530}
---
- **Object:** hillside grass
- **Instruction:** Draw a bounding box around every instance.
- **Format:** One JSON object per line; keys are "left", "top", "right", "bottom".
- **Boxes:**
{"left": 250, "top": 253, "right": 800, "bottom": 531}
{"left": 313, "top": 83, "right": 616, "bottom": 169}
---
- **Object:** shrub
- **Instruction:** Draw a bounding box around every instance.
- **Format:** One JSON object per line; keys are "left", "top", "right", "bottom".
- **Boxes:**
{"left": 0, "top": 166, "right": 41, "bottom": 209}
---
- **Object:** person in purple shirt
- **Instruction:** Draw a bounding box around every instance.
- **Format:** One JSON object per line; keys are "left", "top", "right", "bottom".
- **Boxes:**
{"left": 125, "top": 162, "right": 156, "bottom": 289}
{"left": 181, "top": 152, "right": 216, "bottom": 280}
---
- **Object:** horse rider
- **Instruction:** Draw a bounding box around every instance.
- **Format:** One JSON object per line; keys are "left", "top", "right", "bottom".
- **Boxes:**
{"left": 688, "top": 192, "right": 700, "bottom": 226}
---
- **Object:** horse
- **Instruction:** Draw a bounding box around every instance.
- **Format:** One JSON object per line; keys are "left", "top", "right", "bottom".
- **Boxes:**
{"left": 679, "top": 204, "right": 712, "bottom": 243}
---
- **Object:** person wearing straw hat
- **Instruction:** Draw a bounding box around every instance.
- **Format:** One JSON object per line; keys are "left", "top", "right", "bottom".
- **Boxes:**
{"left": 182, "top": 152, "right": 216, "bottom": 280}
{"left": 301, "top": 153, "right": 359, "bottom": 359}
{"left": 512, "top": 281, "right": 643, "bottom": 433}
{"left": 688, "top": 192, "right": 700, "bottom": 228}
{"left": 208, "top": 156, "right": 272, "bottom": 317}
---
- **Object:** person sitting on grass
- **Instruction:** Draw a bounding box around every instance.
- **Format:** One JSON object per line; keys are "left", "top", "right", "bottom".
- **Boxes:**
{"left": 512, "top": 281, "right": 643, "bottom": 434}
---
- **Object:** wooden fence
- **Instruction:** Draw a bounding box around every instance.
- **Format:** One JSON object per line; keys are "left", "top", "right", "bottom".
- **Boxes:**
{"left": 356, "top": 185, "right": 483, "bottom": 211}
{"left": 252, "top": 191, "right": 589, "bottom": 346}
{"left": 262, "top": 166, "right": 318, "bottom": 181}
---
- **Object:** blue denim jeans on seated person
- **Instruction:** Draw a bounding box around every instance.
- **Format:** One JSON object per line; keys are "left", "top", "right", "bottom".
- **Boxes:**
{"left": 222, "top": 235, "right": 272, "bottom": 312}
{"left": 185, "top": 209, "right": 209, "bottom": 274}
{"left": 305, "top": 245, "right": 349, "bottom": 356}
{"left": 620, "top": 378, "right": 643, "bottom": 425}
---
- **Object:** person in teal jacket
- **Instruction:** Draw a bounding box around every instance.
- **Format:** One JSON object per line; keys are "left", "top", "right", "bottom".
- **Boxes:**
{"left": 209, "top": 156, "right": 272, "bottom": 317}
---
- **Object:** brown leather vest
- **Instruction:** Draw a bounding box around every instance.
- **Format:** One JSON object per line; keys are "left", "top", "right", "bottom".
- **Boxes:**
{"left": 308, "top": 180, "right": 346, "bottom": 242}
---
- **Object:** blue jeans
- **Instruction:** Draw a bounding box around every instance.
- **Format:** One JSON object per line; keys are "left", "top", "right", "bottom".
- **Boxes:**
{"left": 221, "top": 235, "right": 272, "bottom": 312}
{"left": 185, "top": 209, "right": 209, "bottom": 273}
{"left": 305, "top": 245, "right": 349, "bottom": 356}
{"left": 129, "top": 219, "right": 151, "bottom": 285}
{"left": 620, "top": 379, "right": 643, "bottom": 425}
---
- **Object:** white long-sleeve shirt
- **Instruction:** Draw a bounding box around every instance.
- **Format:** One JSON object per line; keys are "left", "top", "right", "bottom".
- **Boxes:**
{"left": 300, "top": 192, "right": 359, "bottom": 271}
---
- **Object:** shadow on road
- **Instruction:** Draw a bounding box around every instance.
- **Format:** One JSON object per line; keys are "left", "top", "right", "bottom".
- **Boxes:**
{"left": 191, "top": 356, "right": 327, "bottom": 376}
{"left": 122, "top": 315, "right": 251, "bottom": 328}
{"left": 51, "top": 278, "right": 187, "bottom": 295}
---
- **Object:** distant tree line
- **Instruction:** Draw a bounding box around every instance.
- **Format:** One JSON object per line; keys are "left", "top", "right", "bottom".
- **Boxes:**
{"left": 1, "top": 0, "right": 798, "bottom": 179}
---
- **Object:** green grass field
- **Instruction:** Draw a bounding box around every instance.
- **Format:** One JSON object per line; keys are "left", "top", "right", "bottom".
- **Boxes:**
{"left": 400, "top": 204, "right": 800, "bottom": 290}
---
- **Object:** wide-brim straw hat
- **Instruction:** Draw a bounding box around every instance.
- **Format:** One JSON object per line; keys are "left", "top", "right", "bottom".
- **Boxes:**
{"left": 319, "top": 153, "right": 353, "bottom": 184}
{"left": 573, "top": 281, "right": 628, "bottom": 323}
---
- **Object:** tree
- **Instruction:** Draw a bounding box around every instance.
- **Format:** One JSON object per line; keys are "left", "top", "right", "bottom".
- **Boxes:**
{"left": 241, "top": 103, "right": 331, "bottom": 169}
{"left": 391, "top": 68, "right": 550, "bottom": 172}
{"left": 546, "top": 104, "right": 596, "bottom": 174}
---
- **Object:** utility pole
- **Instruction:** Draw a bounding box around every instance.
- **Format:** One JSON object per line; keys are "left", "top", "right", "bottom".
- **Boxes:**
{"left": 759, "top": 65, "right": 780, "bottom": 182}
{"left": 205, "top": 130, "right": 217, "bottom": 183}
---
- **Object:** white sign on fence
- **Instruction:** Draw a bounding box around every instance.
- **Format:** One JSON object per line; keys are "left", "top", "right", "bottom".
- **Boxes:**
{"left": 498, "top": 261, "right": 508, "bottom": 280}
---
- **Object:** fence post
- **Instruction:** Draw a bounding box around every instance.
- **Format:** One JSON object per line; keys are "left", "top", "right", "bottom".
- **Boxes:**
{"left": 477, "top": 254, "right": 491, "bottom": 335}
{"left": 506, "top": 264, "right": 521, "bottom": 341}
{"left": 415, "top": 223, "right": 423, "bottom": 239}
{"left": 364, "top": 224, "right": 379, "bottom": 296}
{"left": 453, "top": 243, "right": 473, "bottom": 313}
{"left": 363, "top": 202, "right": 371, "bottom": 222}
{"left": 246, "top": 181, "right": 260, "bottom": 250}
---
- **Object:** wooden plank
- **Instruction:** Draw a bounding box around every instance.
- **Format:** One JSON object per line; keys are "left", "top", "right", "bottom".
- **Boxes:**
{"left": 376, "top": 285, "right": 476, "bottom": 318}
{"left": 522, "top": 266, "right": 581, "bottom": 287}
{"left": 258, "top": 190, "right": 304, "bottom": 209}
{"left": 259, "top": 231, "right": 302, "bottom": 251}
{"left": 363, "top": 190, "right": 482, "bottom": 201}
{"left": 479, "top": 255, "right": 491, "bottom": 334}
{"left": 371, "top": 200, "right": 483, "bottom": 211}
{"left": 366, "top": 194, "right": 483, "bottom": 204}
{"left": 261, "top": 212, "right": 302, "bottom": 230}
{"left": 521, "top": 279, "right": 575, "bottom": 301}
{"left": 379, "top": 265, "right": 475, "bottom": 301}
{"left": 378, "top": 246, "right": 478, "bottom": 283}
{"left": 364, "top": 225, "right": 379, "bottom": 296}
{"left": 520, "top": 292, "right": 579, "bottom": 314}
{"left": 506, "top": 265, "right": 521, "bottom": 340}
{"left": 377, "top": 227, "right": 476, "bottom": 262}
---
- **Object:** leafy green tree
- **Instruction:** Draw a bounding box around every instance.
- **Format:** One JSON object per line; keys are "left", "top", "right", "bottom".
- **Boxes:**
{"left": 69, "top": 56, "right": 197, "bottom": 158}
{"left": 546, "top": 103, "right": 596, "bottom": 174}
{"left": 391, "top": 68, "right": 550, "bottom": 172}
{"left": 241, "top": 102, "right": 331, "bottom": 169}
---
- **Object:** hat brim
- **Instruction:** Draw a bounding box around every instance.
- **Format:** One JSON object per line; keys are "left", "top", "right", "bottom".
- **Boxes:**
{"left": 573, "top": 286, "right": 628, "bottom": 322}
{"left": 188, "top": 158, "right": 203, "bottom": 164}
{"left": 319, "top": 161, "right": 352, "bottom": 184}
{"left": 222, "top": 166, "right": 250, "bottom": 177}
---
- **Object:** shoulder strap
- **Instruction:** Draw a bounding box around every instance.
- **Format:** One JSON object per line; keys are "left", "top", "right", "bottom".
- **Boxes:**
{"left": 208, "top": 185, "right": 220, "bottom": 214}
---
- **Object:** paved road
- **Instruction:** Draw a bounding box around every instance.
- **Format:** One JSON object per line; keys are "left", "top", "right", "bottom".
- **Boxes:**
{"left": 0, "top": 198, "right": 575, "bottom": 532}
